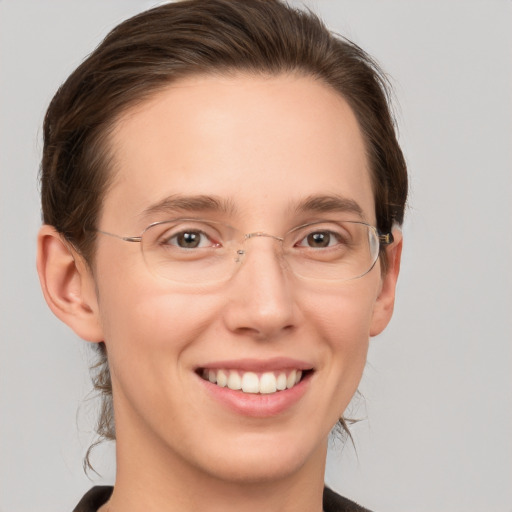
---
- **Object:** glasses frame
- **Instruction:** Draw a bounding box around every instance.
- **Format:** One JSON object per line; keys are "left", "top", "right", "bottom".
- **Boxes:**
{"left": 95, "top": 218, "right": 394, "bottom": 282}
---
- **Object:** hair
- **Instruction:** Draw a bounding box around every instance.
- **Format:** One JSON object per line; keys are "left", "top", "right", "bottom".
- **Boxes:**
{"left": 40, "top": 0, "right": 408, "bottom": 466}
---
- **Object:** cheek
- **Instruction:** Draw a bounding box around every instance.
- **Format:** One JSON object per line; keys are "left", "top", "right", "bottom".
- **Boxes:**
{"left": 300, "top": 280, "right": 378, "bottom": 408}
{"left": 100, "top": 284, "right": 216, "bottom": 347}
{"left": 96, "top": 278, "right": 225, "bottom": 435}
{"left": 324, "top": 293, "right": 372, "bottom": 384}
{"left": 304, "top": 277, "right": 378, "bottom": 346}
{"left": 95, "top": 268, "right": 221, "bottom": 386}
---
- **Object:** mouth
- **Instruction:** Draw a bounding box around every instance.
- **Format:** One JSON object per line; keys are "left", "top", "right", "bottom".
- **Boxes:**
{"left": 197, "top": 368, "right": 313, "bottom": 395}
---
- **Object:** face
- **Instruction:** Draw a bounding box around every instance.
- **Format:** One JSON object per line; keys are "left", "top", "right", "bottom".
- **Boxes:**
{"left": 86, "top": 74, "right": 399, "bottom": 485}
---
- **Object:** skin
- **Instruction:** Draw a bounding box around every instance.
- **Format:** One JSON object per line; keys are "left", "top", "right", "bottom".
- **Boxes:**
{"left": 37, "top": 73, "right": 402, "bottom": 512}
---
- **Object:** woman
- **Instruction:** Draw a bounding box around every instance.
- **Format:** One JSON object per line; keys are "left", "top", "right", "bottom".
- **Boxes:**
{"left": 36, "top": 1, "right": 407, "bottom": 511}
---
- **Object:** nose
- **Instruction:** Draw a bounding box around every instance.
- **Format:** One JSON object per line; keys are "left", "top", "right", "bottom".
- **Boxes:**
{"left": 222, "top": 235, "right": 296, "bottom": 340}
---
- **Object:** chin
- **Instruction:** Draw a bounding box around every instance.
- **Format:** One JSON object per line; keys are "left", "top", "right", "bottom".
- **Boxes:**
{"left": 188, "top": 429, "right": 327, "bottom": 485}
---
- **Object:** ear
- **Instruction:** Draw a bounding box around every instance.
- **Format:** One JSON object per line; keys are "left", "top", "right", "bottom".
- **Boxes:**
{"left": 369, "top": 230, "right": 403, "bottom": 337}
{"left": 36, "top": 225, "right": 104, "bottom": 342}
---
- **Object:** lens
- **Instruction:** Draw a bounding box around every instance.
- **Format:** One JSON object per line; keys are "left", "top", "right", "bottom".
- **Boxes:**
{"left": 139, "top": 219, "right": 381, "bottom": 283}
{"left": 140, "top": 219, "right": 236, "bottom": 284}
{"left": 285, "top": 221, "right": 379, "bottom": 281}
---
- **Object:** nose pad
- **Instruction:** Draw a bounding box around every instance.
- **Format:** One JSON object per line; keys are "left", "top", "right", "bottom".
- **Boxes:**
{"left": 233, "top": 232, "right": 286, "bottom": 267}
{"left": 235, "top": 249, "right": 245, "bottom": 263}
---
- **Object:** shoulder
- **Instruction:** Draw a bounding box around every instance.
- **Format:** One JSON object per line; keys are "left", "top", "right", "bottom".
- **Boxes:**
{"left": 323, "top": 486, "right": 374, "bottom": 512}
{"left": 73, "top": 486, "right": 113, "bottom": 512}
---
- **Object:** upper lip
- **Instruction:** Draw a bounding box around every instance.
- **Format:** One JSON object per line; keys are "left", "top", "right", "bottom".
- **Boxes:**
{"left": 196, "top": 357, "right": 314, "bottom": 372}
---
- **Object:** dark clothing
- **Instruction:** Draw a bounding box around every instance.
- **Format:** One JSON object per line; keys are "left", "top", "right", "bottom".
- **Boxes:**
{"left": 73, "top": 486, "right": 113, "bottom": 512}
{"left": 323, "top": 486, "right": 373, "bottom": 512}
{"left": 73, "top": 485, "right": 372, "bottom": 512}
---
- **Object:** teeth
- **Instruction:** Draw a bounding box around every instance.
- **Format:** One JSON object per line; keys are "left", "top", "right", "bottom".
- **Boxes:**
{"left": 259, "top": 372, "right": 277, "bottom": 394}
{"left": 202, "top": 368, "right": 306, "bottom": 394}
{"left": 217, "top": 369, "right": 228, "bottom": 387}
{"left": 227, "top": 371, "right": 242, "bottom": 390}
{"left": 276, "top": 372, "right": 287, "bottom": 391}
{"left": 286, "top": 370, "right": 297, "bottom": 389}
{"left": 241, "top": 372, "right": 259, "bottom": 393}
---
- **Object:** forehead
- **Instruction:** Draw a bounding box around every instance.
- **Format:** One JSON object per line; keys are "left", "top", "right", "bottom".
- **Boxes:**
{"left": 103, "top": 73, "right": 374, "bottom": 230}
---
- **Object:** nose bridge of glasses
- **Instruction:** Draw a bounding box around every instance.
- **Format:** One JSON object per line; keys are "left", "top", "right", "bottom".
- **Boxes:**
{"left": 244, "top": 232, "right": 284, "bottom": 243}
{"left": 234, "top": 231, "right": 285, "bottom": 262}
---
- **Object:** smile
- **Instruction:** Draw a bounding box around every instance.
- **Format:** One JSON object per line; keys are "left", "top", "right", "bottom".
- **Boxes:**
{"left": 200, "top": 368, "right": 306, "bottom": 394}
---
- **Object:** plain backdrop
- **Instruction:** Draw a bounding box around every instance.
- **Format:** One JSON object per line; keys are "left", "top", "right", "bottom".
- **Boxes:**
{"left": 1, "top": 1, "right": 511, "bottom": 511}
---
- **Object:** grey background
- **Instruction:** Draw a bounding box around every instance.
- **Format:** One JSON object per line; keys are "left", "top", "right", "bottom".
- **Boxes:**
{"left": 1, "top": 1, "right": 511, "bottom": 511}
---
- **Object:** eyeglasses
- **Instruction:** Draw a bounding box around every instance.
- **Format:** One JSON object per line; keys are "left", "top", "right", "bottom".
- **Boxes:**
{"left": 96, "top": 218, "right": 393, "bottom": 284}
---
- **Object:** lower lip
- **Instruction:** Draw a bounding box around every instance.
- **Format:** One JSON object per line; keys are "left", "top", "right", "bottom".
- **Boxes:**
{"left": 197, "top": 373, "right": 311, "bottom": 418}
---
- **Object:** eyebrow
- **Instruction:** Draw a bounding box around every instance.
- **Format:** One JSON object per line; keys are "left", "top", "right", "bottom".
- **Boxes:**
{"left": 139, "top": 193, "right": 365, "bottom": 222}
{"left": 139, "top": 194, "right": 238, "bottom": 220}
{"left": 294, "top": 194, "right": 365, "bottom": 220}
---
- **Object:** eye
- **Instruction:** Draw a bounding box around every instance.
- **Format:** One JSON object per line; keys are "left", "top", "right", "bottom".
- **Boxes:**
{"left": 149, "top": 221, "right": 224, "bottom": 250}
{"left": 164, "top": 229, "right": 217, "bottom": 249}
{"left": 302, "top": 231, "right": 334, "bottom": 248}
{"left": 296, "top": 230, "right": 344, "bottom": 249}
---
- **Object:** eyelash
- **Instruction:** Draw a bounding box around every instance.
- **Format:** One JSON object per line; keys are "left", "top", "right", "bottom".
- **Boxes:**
{"left": 160, "top": 227, "right": 349, "bottom": 251}
{"left": 296, "top": 230, "right": 347, "bottom": 248}
{"left": 162, "top": 229, "right": 219, "bottom": 249}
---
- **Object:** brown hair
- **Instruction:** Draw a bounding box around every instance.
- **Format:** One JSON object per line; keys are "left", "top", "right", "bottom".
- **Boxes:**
{"left": 40, "top": 0, "right": 408, "bottom": 462}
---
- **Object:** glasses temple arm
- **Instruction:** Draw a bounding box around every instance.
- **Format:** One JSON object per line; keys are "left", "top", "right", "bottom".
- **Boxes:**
{"left": 95, "top": 229, "right": 142, "bottom": 243}
{"left": 378, "top": 232, "right": 394, "bottom": 245}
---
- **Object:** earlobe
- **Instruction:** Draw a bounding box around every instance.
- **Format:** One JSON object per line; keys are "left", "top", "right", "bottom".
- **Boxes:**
{"left": 369, "top": 230, "right": 403, "bottom": 337}
{"left": 36, "top": 225, "right": 104, "bottom": 343}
